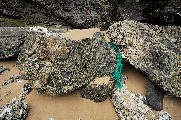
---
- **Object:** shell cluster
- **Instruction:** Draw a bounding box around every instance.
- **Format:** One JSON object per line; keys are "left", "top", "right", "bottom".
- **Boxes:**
{"left": 111, "top": 84, "right": 172, "bottom": 120}
{"left": 0, "top": 97, "right": 29, "bottom": 120}
{"left": 107, "top": 20, "right": 181, "bottom": 97}
{"left": 16, "top": 29, "right": 116, "bottom": 96}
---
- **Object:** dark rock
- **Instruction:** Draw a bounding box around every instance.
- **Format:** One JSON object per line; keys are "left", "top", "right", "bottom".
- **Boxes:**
{"left": 0, "top": 66, "right": 10, "bottom": 74}
{"left": 81, "top": 81, "right": 115, "bottom": 102}
{"left": 146, "top": 81, "right": 166, "bottom": 111}
{"left": 0, "top": 27, "right": 28, "bottom": 60}
{"left": 0, "top": 0, "right": 119, "bottom": 28}
{"left": 143, "top": 0, "right": 181, "bottom": 26}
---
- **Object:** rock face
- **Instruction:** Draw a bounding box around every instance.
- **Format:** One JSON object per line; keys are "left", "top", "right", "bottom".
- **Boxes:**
{"left": 107, "top": 20, "right": 181, "bottom": 97}
{"left": 0, "top": 27, "right": 28, "bottom": 60}
{"left": 143, "top": 0, "right": 181, "bottom": 25}
{"left": 16, "top": 30, "right": 116, "bottom": 95}
{"left": 1, "top": 0, "right": 180, "bottom": 28}
{"left": 0, "top": 0, "right": 119, "bottom": 28}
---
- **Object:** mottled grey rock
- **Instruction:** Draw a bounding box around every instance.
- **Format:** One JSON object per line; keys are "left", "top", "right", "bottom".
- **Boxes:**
{"left": 146, "top": 81, "right": 166, "bottom": 111}
{"left": 0, "top": 97, "right": 29, "bottom": 120}
{"left": 110, "top": 84, "right": 173, "bottom": 120}
{"left": 107, "top": 20, "right": 181, "bottom": 97}
{"left": 81, "top": 81, "right": 115, "bottom": 102}
{"left": 0, "top": 27, "right": 28, "bottom": 59}
{"left": 16, "top": 31, "right": 116, "bottom": 95}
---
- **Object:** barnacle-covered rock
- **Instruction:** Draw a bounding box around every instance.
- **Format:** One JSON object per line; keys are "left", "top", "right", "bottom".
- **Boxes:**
{"left": 81, "top": 78, "right": 115, "bottom": 102}
{"left": 0, "top": 97, "right": 29, "bottom": 120}
{"left": 0, "top": 27, "right": 28, "bottom": 60}
{"left": 17, "top": 30, "right": 116, "bottom": 95}
{"left": 107, "top": 20, "right": 181, "bottom": 97}
{"left": 111, "top": 84, "right": 172, "bottom": 119}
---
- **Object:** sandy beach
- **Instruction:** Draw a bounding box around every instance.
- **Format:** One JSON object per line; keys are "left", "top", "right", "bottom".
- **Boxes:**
{"left": 0, "top": 28, "right": 181, "bottom": 120}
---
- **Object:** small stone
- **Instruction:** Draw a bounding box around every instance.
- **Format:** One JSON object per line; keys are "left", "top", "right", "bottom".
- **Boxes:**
{"left": 146, "top": 81, "right": 166, "bottom": 111}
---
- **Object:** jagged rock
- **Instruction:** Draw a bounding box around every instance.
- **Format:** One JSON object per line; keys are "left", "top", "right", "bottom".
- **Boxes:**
{"left": 107, "top": 20, "right": 181, "bottom": 97}
{"left": 0, "top": 27, "right": 28, "bottom": 59}
{"left": 16, "top": 29, "right": 116, "bottom": 95}
{"left": 81, "top": 79, "right": 115, "bottom": 102}
{"left": 0, "top": 97, "right": 29, "bottom": 120}
{"left": 0, "top": 26, "right": 69, "bottom": 60}
{"left": 111, "top": 84, "right": 173, "bottom": 119}
{"left": 146, "top": 81, "right": 166, "bottom": 111}
{"left": 0, "top": 0, "right": 119, "bottom": 28}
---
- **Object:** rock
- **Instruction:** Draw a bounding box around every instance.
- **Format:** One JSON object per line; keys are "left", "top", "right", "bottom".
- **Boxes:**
{"left": 107, "top": 20, "right": 181, "bottom": 97}
{"left": 110, "top": 84, "right": 173, "bottom": 119}
{"left": 0, "top": 97, "right": 29, "bottom": 120}
{"left": 0, "top": 66, "right": 10, "bottom": 74}
{"left": 117, "top": 0, "right": 147, "bottom": 22}
{"left": 143, "top": 0, "right": 181, "bottom": 26}
{"left": 0, "top": 0, "right": 119, "bottom": 28}
{"left": 0, "top": 27, "right": 28, "bottom": 60}
{"left": 81, "top": 77, "right": 115, "bottom": 102}
{"left": 146, "top": 81, "right": 166, "bottom": 111}
{"left": 16, "top": 29, "right": 116, "bottom": 95}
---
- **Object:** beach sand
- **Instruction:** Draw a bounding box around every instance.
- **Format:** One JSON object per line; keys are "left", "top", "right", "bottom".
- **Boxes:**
{"left": 0, "top": 28, "right": 181, "bottom": 120}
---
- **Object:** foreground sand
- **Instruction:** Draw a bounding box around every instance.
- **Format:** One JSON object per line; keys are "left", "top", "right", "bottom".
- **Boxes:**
{"left": 0, "top": 28, "right": 181, "bottom": 120}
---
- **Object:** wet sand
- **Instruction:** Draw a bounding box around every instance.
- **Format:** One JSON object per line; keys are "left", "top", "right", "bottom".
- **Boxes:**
{"left": 0, "top": 28, "right": 181, "bottom": 120}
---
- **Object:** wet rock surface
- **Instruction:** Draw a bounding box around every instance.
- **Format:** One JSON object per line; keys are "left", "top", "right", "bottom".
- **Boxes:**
{"left": 0, "top": 27, "right": 28, "bottom": 60}
{"left": 16, "top": 29, "right": 116, "bottom": 95}
{"left": 146, "top": 81, "right": 166, "bottom": 111}
{"left": 107, "top": 20, "right": 181, "bottom": 97}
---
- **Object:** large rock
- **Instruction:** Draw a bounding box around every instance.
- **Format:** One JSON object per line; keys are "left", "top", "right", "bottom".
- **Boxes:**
{"left": 0, "top": 0, "right": 119, "bottom": 28}
{"left": 16, "top": 30, "right": 116, "bottom": 95}
{"left": 0, "top": 27, "right": 68, "bottom": 60}
{"left": 107, "top": 20, "right": 181, "bottom": 97}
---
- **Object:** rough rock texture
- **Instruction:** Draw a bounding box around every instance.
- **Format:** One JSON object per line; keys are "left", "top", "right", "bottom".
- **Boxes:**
{"left": 111, "top": 84, "right": 173, "bottom": 120}
{"left": 0, "top": 0, "right": 119, "bottom": 28}
{"left": 143, "top": 0, "right": 181, "bottom": 25}
{"left": 0, "top": 27, "right": 28, "bottom": 60}
{"left": 0, "top": 97, "right": 29, "bottom": 120}
{"left": 107, "top": 20, "right": 181, "bottom": 97}
{"left": 16, "top": 30, "right": 116, "bottom": 95}
{"left": 81, "top": 81, "right": 115, "bottom": 102}
{"left": 0, "top": 26, "right": 69, "bottom": 60}
{"left": 146, "top": 81, "right": 166, "bottom": 111}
